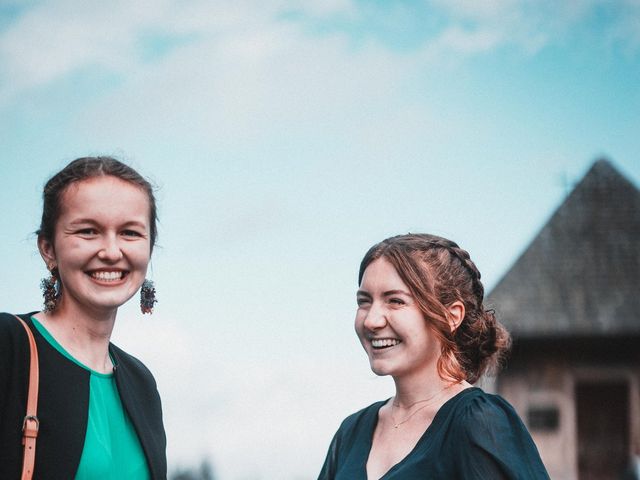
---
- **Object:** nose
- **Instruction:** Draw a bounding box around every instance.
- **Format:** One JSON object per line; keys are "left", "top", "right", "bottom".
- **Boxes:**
{"left": 363, "top": 302, "right": 387, "bottom": 331}
{"left": 97, "top": 233, "right": 123, "bottom": 262}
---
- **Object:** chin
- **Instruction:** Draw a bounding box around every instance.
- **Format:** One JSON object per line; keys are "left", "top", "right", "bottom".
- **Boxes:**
{"left": 89, "top": 294, "right": 135, "bottom": 311}
{"left": 368, "top": 361, "right": 393, "bottom": 377}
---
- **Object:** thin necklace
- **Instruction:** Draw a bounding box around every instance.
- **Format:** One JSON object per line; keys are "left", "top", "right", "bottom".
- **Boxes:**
{"left": 391, "top": 403, "right": 432, "bottom": 429}
{"left": 390, "top": 383, "right": 455, "bottom": 429}
{"left": 392, "top": 382, "right": 454, "bottom": 409}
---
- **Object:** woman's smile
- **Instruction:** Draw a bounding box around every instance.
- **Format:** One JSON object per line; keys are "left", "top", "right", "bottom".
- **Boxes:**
{"left": 370, "top": 338, "right": 402, "bottom": 350}
{"left": 87, "top": 269, "right": 129, "bottom": 283}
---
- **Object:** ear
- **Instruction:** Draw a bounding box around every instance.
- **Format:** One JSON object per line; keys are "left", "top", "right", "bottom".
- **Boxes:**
{"left": 38, "top": 236, "right": 57, "bottom": 270}
{"left": 447, "top": 301, "right": 465, "bottom": 333}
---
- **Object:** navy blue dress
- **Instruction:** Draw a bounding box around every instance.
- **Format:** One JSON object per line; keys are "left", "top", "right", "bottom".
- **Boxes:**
{"left": 318, "top": 387, "right": 549, "bottom": 480}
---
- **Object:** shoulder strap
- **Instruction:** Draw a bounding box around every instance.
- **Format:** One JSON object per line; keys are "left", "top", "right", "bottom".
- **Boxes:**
{"left": 13, "top": 315, "right": 39, "bottom": 480}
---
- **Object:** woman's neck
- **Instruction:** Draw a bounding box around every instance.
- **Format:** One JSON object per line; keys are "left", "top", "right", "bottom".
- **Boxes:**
{"left": 392, "top": 371, "right": 469, "bottom": 409}
{"left": 33, "top": 304, "right": 117, "bottom": 374}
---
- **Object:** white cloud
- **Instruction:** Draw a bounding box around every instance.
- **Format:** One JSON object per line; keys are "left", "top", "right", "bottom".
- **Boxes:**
{"left": 604, "top": 0, "right": 640, "bottom": 54}
{"left": 69, "top": 12, "right": 406, "bottom": 153}
{"left": 1, "top": 2, "right": 139, "bottom": 94}
{"left": 285, "top": 0, "right": 357, "bottom": 17}
{"left": 426, "top": 0, "right": 640, "bottom": 55}
{"left": 3, "top": 0, "right": 639, "bottom": 104}
{"left": 425, "top": 25, "right": 503, "bottom": 59}
{"left": 0, "top": 0, "right": 266, "bottom": 101}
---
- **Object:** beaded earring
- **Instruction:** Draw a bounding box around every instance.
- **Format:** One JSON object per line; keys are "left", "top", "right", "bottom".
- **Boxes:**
{"left": 140, "top": 279, "right": 157, "bottom": 314}
{"left": 40, "top": 267, "right": 60, "bottom": 313}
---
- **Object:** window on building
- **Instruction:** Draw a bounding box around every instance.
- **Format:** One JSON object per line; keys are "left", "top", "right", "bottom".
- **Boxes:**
{"left": 527, "top": 406, "right": 560, "bottom": 431}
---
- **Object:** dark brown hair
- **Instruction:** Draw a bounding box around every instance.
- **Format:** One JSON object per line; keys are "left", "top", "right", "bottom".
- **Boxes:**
{"left": 358, "top": 233, "right": 510, "bottom": 383}
{"left": 37, "top": 156, "right": 158, "bottom": 250}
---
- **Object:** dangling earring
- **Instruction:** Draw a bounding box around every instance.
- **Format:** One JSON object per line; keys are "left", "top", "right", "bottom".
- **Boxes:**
{"left": 41, "top": 267, "right": 59, "bottom": 313}
{"left": 140, "top": 279, "right": 157, "bottom": 314}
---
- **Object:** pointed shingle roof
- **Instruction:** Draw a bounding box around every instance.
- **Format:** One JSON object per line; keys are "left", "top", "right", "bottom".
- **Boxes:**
{"left": 487, "top": 159, "right": 640, "bottom": 338}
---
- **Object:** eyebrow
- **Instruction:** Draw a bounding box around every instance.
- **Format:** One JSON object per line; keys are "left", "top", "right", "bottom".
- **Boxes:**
{"left": 68, "top": 218, "right": 99, "bottom": 226}
{"left": 68, "top": 219, "right": 148, "bottom": 229}
{"left": 382, "top": 289, "right": 412, "bottom": 297}
{"left": 356, "top": 289, "right": 412, "bottom": 297}
{"left": 120, "top": 221, "right": 148, "bottom": 230}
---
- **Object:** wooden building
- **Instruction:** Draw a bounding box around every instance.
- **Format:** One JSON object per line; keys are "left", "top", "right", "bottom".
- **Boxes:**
{"left": 487, "top": 159, "right": 640, "bottom": 480}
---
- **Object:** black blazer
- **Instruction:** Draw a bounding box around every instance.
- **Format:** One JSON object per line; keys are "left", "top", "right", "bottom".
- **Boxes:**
{"left": 0, "top": 312, "right": 167, "bottom": 479}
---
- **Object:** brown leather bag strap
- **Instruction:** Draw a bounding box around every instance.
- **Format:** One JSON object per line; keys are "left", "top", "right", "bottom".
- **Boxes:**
{"left": 13, "top": 315, "right": 39, "bottom": 480}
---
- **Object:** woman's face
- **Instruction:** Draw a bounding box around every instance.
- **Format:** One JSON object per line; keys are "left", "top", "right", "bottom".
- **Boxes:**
{"left": 39, "top": 175, "right": 152, "bottom": 316}
{"left": 355, "top": 257, "right": 442, "bottom": 380}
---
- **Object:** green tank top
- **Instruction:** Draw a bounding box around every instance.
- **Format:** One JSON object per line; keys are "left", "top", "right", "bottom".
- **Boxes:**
{"left": 32, "top": 318, "right": 150, "bottom": 479}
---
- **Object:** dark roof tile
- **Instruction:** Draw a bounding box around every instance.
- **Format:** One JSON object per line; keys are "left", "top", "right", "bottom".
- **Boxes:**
{"left": 487, "top": 159, "right": 640, "bottom": 338}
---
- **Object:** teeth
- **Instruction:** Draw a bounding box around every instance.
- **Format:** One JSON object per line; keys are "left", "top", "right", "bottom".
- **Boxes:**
{"left": 91, "top": 271, "right": 124, "bottom": 281}
{"left": 371, "top": 338, "right": 400, "bottom": 348}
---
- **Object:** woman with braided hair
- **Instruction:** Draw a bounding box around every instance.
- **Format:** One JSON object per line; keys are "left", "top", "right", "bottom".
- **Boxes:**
{"left": 318, "top": 233, "right": 549, "bottom": 479}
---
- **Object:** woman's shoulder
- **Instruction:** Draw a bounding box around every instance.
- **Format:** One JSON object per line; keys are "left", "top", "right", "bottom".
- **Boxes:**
{"left": 433, "top": 387, "right": 532, "bottom": 448}
{"left": 0, "top": 311, "right": 18, "bottom": 332}
{"left": 334, "top": 399, "right": 386, "bottom": 438}
{"left": 109, "top": 342, "right": 156, "bottom": 380}
{"left": 441, "top": 387, "right": 530, "bottom": 442}
{"left": 0, "top": 311, "right": 30, "bottom": 325}
{"left": 0, "top": 312, "right": 36, "bottom": 342}
{"left": 436, "top": 388, "right": 550, "bottom": 478}
{"left": 108, "top": 343, "right": 163, "bottom": 411}
{"left": 343, "top": 399, "right": 386, "bottom": 425}
{"left": 446, "top": 386, "right": 521, "bottom": 425}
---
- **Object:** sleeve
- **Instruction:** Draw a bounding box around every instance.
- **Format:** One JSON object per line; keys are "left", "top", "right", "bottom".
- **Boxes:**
{"left": 0, "top": 312, "right": 30, "bottom": 479}
{"left": 0, "top": 321, "right": 8, "bottom": 428}
{"left": 110, "top": 344, "right": 167, "bottom": 479}
{"left": 317, "top": 430, "right": 340, "bottom": 480}
{"left": 0, "top": 315, "right": 10, "bottom": 413}
{"left": 453, "top": 394, "right": 550, "bottom": 480}
{"left": 0, "top": 312, "right": 22, "bottom": 425}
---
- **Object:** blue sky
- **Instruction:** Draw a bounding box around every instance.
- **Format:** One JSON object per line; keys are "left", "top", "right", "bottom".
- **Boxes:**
{"left": 1, "top": 1, "right": 639, "bottom": 478}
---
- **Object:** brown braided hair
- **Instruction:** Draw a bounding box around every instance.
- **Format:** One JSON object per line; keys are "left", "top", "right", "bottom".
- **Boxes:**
{"left": 358, "top": 233, "right": 511, "bottom": 383}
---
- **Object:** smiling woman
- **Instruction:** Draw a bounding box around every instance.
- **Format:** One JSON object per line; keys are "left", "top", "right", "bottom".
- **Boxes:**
{"left": 0, "top": 157, "right": 166, "bottom": 479}
{"left": 318, "top": 233, "right": 550, "bottom": 480}
{"left": 39, "top": 175, "right": 153, "bottom": 318}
